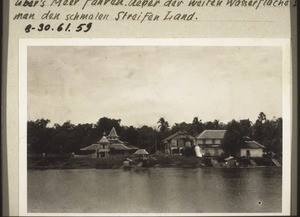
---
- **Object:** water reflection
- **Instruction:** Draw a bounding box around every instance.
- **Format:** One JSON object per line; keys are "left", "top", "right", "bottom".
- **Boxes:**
{"left": 28, "top": 168, "right": 282, "bottom": 213}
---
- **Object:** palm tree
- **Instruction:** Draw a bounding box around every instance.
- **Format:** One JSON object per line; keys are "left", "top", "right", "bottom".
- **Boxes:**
{"left": 192, "top": 117, "right": 203, "bottom": 135}
{"left": 157, "top": 117, "right": 169, "bottom": 133}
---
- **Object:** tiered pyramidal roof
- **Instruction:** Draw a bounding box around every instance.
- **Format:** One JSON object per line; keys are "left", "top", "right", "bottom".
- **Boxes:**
{"left": 107, "top": 127, "right": 119, "bottom": 140}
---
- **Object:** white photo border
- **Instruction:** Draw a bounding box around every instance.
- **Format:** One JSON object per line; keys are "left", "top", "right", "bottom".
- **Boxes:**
{"left": 19, "top": 38, "right": 292, "bottom": 216}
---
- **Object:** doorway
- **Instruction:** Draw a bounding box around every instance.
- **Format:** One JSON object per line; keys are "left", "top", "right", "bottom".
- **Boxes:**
{"left": 246, "top": 150, "right": 250, "bottom": 157}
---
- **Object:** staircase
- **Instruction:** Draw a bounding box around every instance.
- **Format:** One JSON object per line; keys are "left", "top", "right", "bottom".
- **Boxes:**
{"left": 249, "top": 159, "right": 257, "bottom": 166}
{"left": 271, "top": 158, "right": 282, "bottom": 167}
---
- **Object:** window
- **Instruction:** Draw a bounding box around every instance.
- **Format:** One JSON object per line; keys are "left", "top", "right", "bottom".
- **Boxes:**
{"left": 214, "top": 149, "right": 219, "bottom": 155}
{"left": 203, "top": 139, "right": 206, "bottom": 144}
{"left": 212, "top": 139, "right": 215, "bottom": 144}
{"left": 205, "top": 149, "right": 210, "bottom": 156}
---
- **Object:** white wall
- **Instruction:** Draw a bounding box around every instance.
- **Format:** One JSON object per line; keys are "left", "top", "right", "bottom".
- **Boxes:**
{"left": 202, "top": 148, "right": 224, "bottom": 156}
{"left": 240, "top": 149, "right": 263, "bottom": 157}
{"left": 196, "top": 139, "right": 222, "bottom": 145}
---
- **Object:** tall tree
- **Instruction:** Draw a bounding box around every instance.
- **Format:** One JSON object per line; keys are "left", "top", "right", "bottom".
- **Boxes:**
{"left": 27, "top": 119, "right": 53, "bottom": 153}
{"left": 252, "top": 112, "right": 266, "bottom": 144}
{"left": 170, "top": 122, "right": 190, "bottom": 134}
{"left": 204, "top": 119, "right": 224, "bottom": 130}
{"left": 137, "top": 125, "right": 158, "bottom": 153}
{"left": 256, "top": 117, "right": 282, "bottom": 154}
{"left": 239, "top": 119, "right": 253, "bottom": 139}
{"left": 157, "top": 117, "right": 170, "bottom": 151}
{"left": 269, "top": 117, "right": 282, "bottom": 154}
{"left": 258, "top": 112, "right": 267, "bottom": 123}
{"left": 120, "top": 126, "right": 140, "bottom": 147}
{"left": 221, "top": 119, "right": 246, "bottom": 157}
{"left": 95, "top": 117, "right": 122, "bottom": 136}
{"left": 191, "top": 117, "right": 204, "bottom": 136}
{"left": 157, "top": 117, "right": 169, "bottom": 133}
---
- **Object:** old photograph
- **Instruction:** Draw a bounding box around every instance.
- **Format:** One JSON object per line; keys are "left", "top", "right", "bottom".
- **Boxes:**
{"left": 22, "top": 40, "right": 290, "bottom": 214}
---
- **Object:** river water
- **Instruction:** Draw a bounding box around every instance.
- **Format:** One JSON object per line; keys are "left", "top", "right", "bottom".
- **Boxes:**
{"left": 28, "top": 167, "right": 282, "bottom": 213}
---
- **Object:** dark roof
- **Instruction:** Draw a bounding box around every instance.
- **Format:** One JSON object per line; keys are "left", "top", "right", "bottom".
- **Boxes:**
{"left": 134, "top": 149, "right": 149, "bottom": 155}
{"left": 242, "top": 141, "right": 265, "bottom": 149}
{"left": 110, "top": 143, "right": 138, "bottom": 151}
{"left": 80, "top": 144, "right": 100, "bottom": 151}
{"left": 196, "top": 130, "right": 226, "bottom": 139}
{"left": 127, "top": 145, "right": 139, "bottom": 150}
{"left": 162, "top": 131, "right": 194, "bottom": 142}
{"left": 81, "top": 138, "right": 137, "bottom": 151}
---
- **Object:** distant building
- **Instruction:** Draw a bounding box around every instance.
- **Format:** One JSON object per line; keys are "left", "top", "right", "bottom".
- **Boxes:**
{"left": 80, "top": 134, "right": 110, "bottom": 158}
{"left": 238, "top": 141, "right": 265, "bottom": 157}
{"left": 195, "top": 130, "right": 226, "bottom": 157}
{"left": 162, "top": 131, "right": 195, "bottom": 155}
{"left": 195, "top": 130, "right": 265, "bottom": 158}
{"left": 80, "top": 127, "right": 138, "bottom": 158}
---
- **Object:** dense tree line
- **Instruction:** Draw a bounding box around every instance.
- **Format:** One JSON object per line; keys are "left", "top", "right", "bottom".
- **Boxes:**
{"left": 27, "top": 112, "right": 282, "bottom": 155}
{"left": 222, "top": 112, "right": 282, "bottom": 156}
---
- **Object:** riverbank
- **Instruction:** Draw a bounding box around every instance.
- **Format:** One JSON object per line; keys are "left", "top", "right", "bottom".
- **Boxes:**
{"left": 28, "top": 154, "right": 281, "bottom": 170}
{"left": 28, "top": 155, "right": 200, "bottom": 169}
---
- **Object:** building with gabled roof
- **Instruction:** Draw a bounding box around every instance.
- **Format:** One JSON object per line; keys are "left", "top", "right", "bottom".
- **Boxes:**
{"left": 81, "top": 134, "right": 110, "bottom": 158}
{"left": 195, "top": 130, "right": 265, "bottom": 158}
{"left": 196, "top": 130, "right": 226, "bottom": 140}
{"left": 80, "top": 127, "right": 138, "bottom": 158}
{"left": 195, "top": 130, "right": 225, "bottom": 157}
{"left": 162, "top": 131, "right": 195, "bottom": 155}
{"left": 238, "top": 141, "right": 266, "bottom": 157}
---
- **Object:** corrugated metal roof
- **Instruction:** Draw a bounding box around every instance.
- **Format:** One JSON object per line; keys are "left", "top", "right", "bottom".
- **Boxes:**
{"left": 99, "top": 136, "right": 109, "bottom": 144}
{"left": 127, "top": 145, "right": 139, "bottom": 149}
{"left": 110, "top": 143, "right": 137, "bottom": 151}
{"left": 108, "top": 127, "right": 119, "bottom": 138}
{"left": 242, "top": 141, "right": 265, "bottom": 149}
{"left": 196, "top": 130, "right": 226, "bottom": 139}
{"left": 162, "top": 131, "right": 194, "bottom": 142}
{"left": 80, "top": 143, "right": 100, "bottom": 151}
{"left": 134, "top": 149, "right": 149, "bottom": 155}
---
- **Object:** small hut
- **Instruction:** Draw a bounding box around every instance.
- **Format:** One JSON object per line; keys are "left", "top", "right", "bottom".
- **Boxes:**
{"left": 134, "top": 149, "right": 149, "bottom": 155}
{"left": 224, "top": 156, "right": 238, "bottom": 168}
{"left": 134, "top": 149, "right": 149, "bottom": 160}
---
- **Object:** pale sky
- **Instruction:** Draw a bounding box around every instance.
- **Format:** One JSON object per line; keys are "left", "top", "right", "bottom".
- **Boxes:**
{"left": 27, "top": 46, "right": 282, "bottom": 127}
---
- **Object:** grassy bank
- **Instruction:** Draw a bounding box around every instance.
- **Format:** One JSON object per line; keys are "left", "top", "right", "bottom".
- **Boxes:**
{"left": 28, "top": 156, "right": 127, "bottom": 170}
{"left": 28, "top": 155, "right": 204, "bottom": 170}
{"left": 28, "top": 154, "right": 280, "bottom": 170}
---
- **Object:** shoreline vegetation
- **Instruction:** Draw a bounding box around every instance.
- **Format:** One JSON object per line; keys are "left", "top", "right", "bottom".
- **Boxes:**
{"left": 28, "top": 154, "right": 282, "bottom": 170}
{"left": 27, "top": 113, "right": 282, "bottom": 170}
{"left": 28, "top": 113, "right": 282, "bottom": 157}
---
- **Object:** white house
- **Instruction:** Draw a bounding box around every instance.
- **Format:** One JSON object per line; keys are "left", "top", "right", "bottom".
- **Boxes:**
{"left": 238, "top": 141, "right": 265, "bottom": 157}
{"left": 195, "top": 130, "right": 265, "bottom": 158}
{"left": 195, "top": 130, "right": 226, "bottom": 157}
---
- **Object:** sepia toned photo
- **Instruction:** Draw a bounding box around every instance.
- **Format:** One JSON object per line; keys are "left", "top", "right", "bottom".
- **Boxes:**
{"left": 20, "top": 39, "right": 291, "bottom": 215}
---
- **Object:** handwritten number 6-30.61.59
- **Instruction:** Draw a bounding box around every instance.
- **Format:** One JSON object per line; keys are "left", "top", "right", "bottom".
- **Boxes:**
{"left": 24, "top": 23, "right": 93, "bottom": 33}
